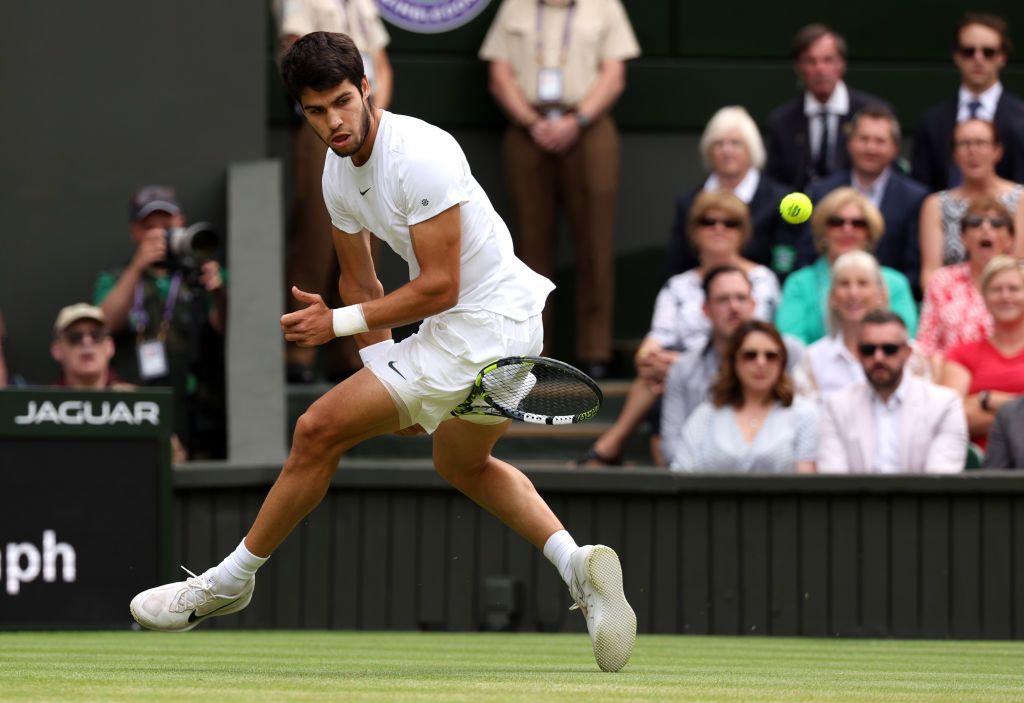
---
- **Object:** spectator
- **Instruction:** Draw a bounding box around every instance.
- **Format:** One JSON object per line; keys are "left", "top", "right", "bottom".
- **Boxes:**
{"left": 572, "top": 192, "right": 781, "bottom": 468}
{"left": 918, "top": 119, "right": 1024, "bottom": 290}
{"left": 776, "top": 187, "right": 917, "bottom": 344}
{"left": 818, "top": 310, "right": 966, "bottom": 473}
{"left": 669, "top": 321, "right": 816, "bottom": 473}
{"left": 795, "top": 104, "right": 928, "bottom": 295}
{"left": 765, "top": 24, "right": 889, "bottom": 192}
{"left": 917, "top": 196, "right": 1014, "bottom": 360}
{"left": 94, "top": 185, "right": 227, "bottom": 460}
{"left": 479, "top": 0, "right": 641, "bottom": 378}
{"left": 941, "top": 256, "right": 1024, "bottom": 450}
{"left": 666, "top": 106, "right": 798, "bottom": 280}
{"left": 983, "top": 396, "right": 1024, "bottom": 468}
{"left": 49, "top": 303, "right": 188, "bottom": 463}
{"left": 274, "top": 0, "right": 392, "bottom": 384}
{"left": 659, "top": 267, "right": 803, "bottom": 467}
{"left": 911, "top": 13, "right": 1024, "bottom": 193}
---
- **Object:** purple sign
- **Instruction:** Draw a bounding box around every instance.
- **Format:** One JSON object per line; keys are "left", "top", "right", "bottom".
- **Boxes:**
{"left": 378, "top": 0, "right": 492, "bottom": 34}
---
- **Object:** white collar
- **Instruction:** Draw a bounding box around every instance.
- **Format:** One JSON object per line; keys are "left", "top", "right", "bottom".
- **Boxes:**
{"left": 704, "top": 168, "right": 760, "bottom": 204}
{"left": 826, "top": 333, "right": 860, "bottom": 364}
{"left": 870, "top": 370, "right": 909, "bottom": 409}
{"left": 959, "top": 81, "right": 1002, "bottom": 113}
{"left": 804, "top": 81, "right": 849, "bottom": 117}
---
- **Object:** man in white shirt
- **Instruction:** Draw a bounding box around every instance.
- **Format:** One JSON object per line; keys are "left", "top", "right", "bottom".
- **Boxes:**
{"left": 765, "top": 24, "right": 889, "bottom": 191}
{"left": 911, "top": 12, "right": 1024, "bottom": 191}
{"left": 818, "top": 310, "right": 967, "bottom": 473}
{"left": 129, "top": 32, "right": 635, "bottom": 673}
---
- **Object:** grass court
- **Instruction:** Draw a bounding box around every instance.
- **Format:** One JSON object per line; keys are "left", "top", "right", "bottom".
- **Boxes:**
{"left": 2, "top": 631, "right": 1023, "bottom": 702}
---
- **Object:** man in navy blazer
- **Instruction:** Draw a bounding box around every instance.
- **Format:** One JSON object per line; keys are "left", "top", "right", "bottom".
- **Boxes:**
{"left": 911, "top": 13, "right": 1024, "bottom": 192}
{"left": 795, "top": 105, "right": 929, "bottom": 296}
{"left": 765, "top": 24, "right": 889, "bottom": 192}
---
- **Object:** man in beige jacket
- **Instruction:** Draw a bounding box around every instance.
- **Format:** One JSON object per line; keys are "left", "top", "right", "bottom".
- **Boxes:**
{"left": 818, "top": 310, "right": 967, "bottom": 473}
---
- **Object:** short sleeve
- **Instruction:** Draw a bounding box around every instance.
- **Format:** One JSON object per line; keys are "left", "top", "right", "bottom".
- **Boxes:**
{"left": 600, "top": 0, "right": 641, "bottom": 60}
{"left": 944, "top": 340, "right": 974, "bottom": 372}
{"left": 792, "top": 399, "right": 820, "bottom": 463}
{"left": 94, "top": 270, "right": 118, "bottom": 305}
{"left": 478, "top": 0, "right": 514, "bottom": 61}
{"left": 321, "top": 169, "right": 362, "bottom": 234}
{"left": 398, "top": 139, "right": 470, "bottom": 226}
{"left": 647, "top": 284, "right": 680, "bottom": 347}
{"left": 358, "top": 0, "right": 390, "bottom": 50}
{"left": 276, "top": 0, "right": 316, "bottom": 37}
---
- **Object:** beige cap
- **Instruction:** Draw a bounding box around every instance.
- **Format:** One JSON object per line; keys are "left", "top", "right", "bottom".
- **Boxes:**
{"left": 54, "top": 303, "right": 106, "bottom": 334}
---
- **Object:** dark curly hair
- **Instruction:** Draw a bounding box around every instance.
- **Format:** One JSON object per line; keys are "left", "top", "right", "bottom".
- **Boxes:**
{"left": 280, "top": 31, "right": 366, "bottom": 102}
{"left": 711, "top": 321, "right": 794, "bottom": 409}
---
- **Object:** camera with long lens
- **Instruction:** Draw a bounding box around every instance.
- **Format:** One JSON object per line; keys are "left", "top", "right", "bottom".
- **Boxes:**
{"left": 164, "top": 222, "right": 218, "bottom": 270}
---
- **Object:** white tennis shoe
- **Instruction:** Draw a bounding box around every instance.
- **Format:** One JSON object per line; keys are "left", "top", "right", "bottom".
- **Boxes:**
{"left": 569, "top": 545, "right": 637, "bottom": 672}
{"left": 130, "top": 566, "right": 254, "bottom": 632}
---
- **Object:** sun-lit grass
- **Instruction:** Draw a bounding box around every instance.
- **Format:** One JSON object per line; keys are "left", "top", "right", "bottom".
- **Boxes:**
{"left": 1, "top": 631, "right": 1022, "bottom": 702}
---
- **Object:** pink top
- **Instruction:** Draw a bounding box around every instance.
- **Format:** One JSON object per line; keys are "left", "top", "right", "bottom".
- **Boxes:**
{"left": 945, "top": 337, "right": 1024, "bottom": 448}
{"left": 917, "top": 263, "right": 992, "bottom": 356}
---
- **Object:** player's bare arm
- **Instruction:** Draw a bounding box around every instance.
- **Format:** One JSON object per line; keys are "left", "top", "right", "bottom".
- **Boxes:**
{"left": 281, "top": 206, "right": 462, "bottom": 346}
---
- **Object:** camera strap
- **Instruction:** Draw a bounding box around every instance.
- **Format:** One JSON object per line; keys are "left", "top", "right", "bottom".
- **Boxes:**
{"left": 132, "top": 272, "right": 182, "bottom": 344}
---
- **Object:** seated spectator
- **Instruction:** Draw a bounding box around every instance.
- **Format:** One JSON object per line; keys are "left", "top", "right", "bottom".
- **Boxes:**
{"left": 818, "top": 309, "right": 967, "bottom": 473}
{"left": 795, "top": 252, "right": 930, "bottom": 402}
{"left": 776, "top": 187, "right": 917, "bottom": 344}
{"left": 572, "top": 193, "right": 780, "bottom": 467}
{"left": 918, "top": 119, "right": 1024, "bottom": 290}
{"left": 665, "top": 106, "right": 797, "bottom": 280}
{"left": 50, "top": 304, "right": 127, "bottom": 389}
{"left": 983, "top": 396, "right": 1024, "bottom": 468}
{"left": 941, "top": 256, "right": 1024, "bottom": 450}
{"left": 659, "top": 268, "right": 804, "bottom": 467}
{"left": 50, "top": 303, "right": 187, "bottom": 462}
{"left": 669, "top": 321, "right": 817, "bottom": 473}
{"left": 917, "top": 196, "right": 1014, "bottom": 360}
{"left": 94, "top": 185, "right": 228, "bottom": 460}
{"left": 795, "top": 104, "right": 928, "bottom": 295}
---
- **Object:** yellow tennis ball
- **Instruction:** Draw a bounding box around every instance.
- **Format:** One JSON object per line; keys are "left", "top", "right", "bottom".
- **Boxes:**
{"left": 780, "top": 192, "right": 813, "bottom": 224}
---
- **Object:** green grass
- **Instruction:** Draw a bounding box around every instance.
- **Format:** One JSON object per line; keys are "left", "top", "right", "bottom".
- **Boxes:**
{"left": 1, "top": 631, "right": 1022, "bottom": 702}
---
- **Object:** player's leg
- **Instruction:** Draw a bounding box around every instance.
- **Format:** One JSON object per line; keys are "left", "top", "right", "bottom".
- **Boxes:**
{"left": 130, "top": 368, "right": 400, "bottom": 632}
{"left": 432, "top": 418, "right": 636, "bottom": 672}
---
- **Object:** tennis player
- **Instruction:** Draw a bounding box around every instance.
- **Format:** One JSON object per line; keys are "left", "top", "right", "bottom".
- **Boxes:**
{"left": 130, "top": 31, "right": 636, "bottom": 672}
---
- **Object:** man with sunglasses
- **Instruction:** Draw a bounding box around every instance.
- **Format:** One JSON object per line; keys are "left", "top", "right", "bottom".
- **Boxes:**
{"left": 911, "top": 13, "right": 1024, "bottom": 192}
{"left": 818, "top": 310, "right": 966, "bottom": 473}
{"left": 50, "top": 304, "right": 124, "bottom": 389}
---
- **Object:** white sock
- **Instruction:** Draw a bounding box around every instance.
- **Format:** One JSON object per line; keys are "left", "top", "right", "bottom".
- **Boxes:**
{"left": 543, "top": 529, "right": 579, "bottom": 587}
{"left": 212, "top": 539, "right": 268, "bottom": 595}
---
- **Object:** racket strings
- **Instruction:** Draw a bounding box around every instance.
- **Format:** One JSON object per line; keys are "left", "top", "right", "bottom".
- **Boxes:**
{"left": 482, "top": 362, "right": 601, "bottom": 417}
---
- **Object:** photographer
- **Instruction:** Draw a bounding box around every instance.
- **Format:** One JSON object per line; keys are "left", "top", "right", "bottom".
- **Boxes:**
{"left": 93, "top": 185, "right": 227, "bottom": 459}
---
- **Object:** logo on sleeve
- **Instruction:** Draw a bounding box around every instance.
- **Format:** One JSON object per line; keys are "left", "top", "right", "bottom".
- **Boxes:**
{"left": 421, "top": 199, "right": 429, "bottom": 206}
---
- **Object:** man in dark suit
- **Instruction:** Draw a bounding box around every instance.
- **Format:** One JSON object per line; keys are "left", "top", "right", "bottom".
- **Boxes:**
{"left": 984, "top": 396, "right": 1024, "bottom": 469}
{"left": 911, "top": 13, "right": 1024, "bottom": 192}
{"left": 795, "top": 105, "right": 929, "bottom": 296}
{"left": 765, "top": 24, "right": 889, "bottom": 192}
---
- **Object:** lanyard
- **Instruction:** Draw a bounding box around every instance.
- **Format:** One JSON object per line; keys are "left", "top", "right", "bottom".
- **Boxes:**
{"left": 132, "top": 272, "right": 182, "bottom": 343}
{"left": 535, "top": 0, "right": 575, "bottom": 69}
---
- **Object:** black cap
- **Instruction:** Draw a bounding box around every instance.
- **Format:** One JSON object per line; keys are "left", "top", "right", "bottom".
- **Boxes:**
{"left": 129, "top": 185, "right": 180, "bottom": 221}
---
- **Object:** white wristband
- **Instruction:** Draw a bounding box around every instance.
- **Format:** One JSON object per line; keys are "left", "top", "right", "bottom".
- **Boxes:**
{"left": 332, "top": 304, "right": 368, "bottom": 338}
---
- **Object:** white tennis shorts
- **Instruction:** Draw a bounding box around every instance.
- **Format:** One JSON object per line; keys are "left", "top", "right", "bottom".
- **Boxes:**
{"left": 361, "top": 309, "right": 544, "bottom": 434}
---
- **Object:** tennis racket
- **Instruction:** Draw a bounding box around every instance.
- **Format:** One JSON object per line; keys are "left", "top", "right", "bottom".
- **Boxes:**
{"left": 451, "top": 356, "right": 603, "bottom": 425}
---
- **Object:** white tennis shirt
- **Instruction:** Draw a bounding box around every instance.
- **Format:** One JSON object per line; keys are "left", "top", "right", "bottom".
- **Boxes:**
{"left": 323, "top": 110, "right": 554, "bottom": 321}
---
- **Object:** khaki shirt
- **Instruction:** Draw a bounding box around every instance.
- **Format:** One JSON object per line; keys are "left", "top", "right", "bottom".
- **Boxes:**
{"left": 274, "top": 0, "right": 389, "bottom": 52}
{"left": 479, "top": 0, "right": 640, "bottom": 107}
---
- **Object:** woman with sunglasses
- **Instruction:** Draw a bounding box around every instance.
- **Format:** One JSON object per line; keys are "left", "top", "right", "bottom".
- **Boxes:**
{"left": 669, "top": 320, "right": 817, "bottom": 473}
{"left": 794, "top": 251, "right": 930, "bottom": 402}
{"left": 919, "top": 119, "right": 1024, "bottom": 291}
{"left": 917, "top": 196, "right": 1015, "bottom": 363}
{"left": 776, "top": 187, "right": 917, "bottom": 345}
{"left": 940, "top": 256, "right": 1024, "bottom": 450}
{"left": 574, "top": 191, "right": 779, "bottom": 467}
{"left": 665, "top": 106, "right": 796, "bottom": 280}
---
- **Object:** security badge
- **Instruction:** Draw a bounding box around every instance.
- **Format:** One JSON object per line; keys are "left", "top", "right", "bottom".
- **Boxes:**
{"left": 137, "top": 339, "right": 170, "bottom": 380}
{"left": 537, "top": 67, "right": 564, "bottom": 104}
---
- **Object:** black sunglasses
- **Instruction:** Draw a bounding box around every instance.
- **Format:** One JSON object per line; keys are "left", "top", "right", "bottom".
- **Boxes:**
{"left": 63, "top": 329, "right": 108, "bottom": 346}
{"left": 958, "top": 45, "right": 1000, "bottom": 59}
{"left": 858, "top": 343, "right": 902, "bottom": 357}
{"left": 738, "top": 349, "right": 782, "bottom": 363}
{"left": 698, "top": 216, "right": 741, "bottom": 229}
{"left": 826, "top": 216, "right": 869, "bottom": 229}
{"left": 963, "top": 214, "right": 1010, "bottom": 229}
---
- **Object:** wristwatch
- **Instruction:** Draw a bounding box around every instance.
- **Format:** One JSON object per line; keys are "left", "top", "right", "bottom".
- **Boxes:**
{"left": 576, "top": 111, "right": 591, "bottom": 128}
{"left": 980, "top": 390, "right": 991, "bottom": 411}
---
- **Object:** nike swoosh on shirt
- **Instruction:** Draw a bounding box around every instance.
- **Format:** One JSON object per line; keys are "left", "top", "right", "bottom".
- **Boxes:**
{"left": 388, "top": 361, "right": 406, "bottom": 379}
{"left": 359, "top": 187, "right": 371, "bottom": 196}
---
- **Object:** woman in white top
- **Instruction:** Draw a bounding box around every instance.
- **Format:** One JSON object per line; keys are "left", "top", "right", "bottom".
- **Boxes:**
{"left": 574, "top": 191, "right": 778, "bottom": 467}
{"left": 670, "top": 320, "right": 817, "bottom": 473}
{"left": 919, "top": 119, "right": 1024, "bottom": 291}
